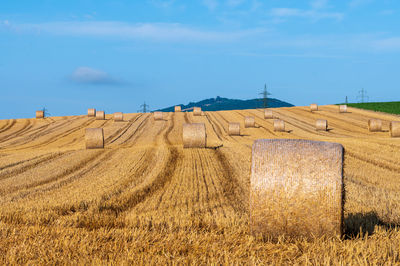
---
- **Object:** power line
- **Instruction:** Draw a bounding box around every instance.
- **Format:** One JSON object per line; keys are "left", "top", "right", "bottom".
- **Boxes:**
{"left": 259, "top": 84, "right": 272, "bottom": 108}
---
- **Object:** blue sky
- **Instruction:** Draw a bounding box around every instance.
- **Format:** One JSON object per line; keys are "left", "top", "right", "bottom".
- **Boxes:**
{"left": 1, "top": 0, "right": 399, "bottom": 118}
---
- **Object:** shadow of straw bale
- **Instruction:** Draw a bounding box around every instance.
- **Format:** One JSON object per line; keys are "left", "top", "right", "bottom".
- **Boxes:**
{"left": 344, "top": 212, "right": 399, "bottom": 238}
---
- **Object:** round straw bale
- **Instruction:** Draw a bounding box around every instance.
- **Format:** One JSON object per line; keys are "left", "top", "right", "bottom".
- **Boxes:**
{"left": 228, "top": 122, "right": 240, "bottom": 136}
{"left": 174, "top": 106, "right": 181, "bottom": 112}
{"left": 368, "top": 119, "right": 382, "bottom": 132}
{"left": 250, "top": 139, "right": 343, "bottom": 240}
{"left": 193, "top": 107, "right": 202, "bottom": 116}
{"left": 154, "top": 111, "right": 163, "bottom": 120}
{"left": 36, "top": 110, "right": 44, "bottom": 119}
{"left": 273, "top": 119, "right": 285, "bottom": 132}
{"left": 88, "top": 108, "right": 96, "bottom": 117}
{"left": 244, "top": 116, "right": 255, "bottom": 128}
{"left": 114, "top": 112, "right": 123, "bottom": 121}
{"left": 264, "top": 109, "right": 273, "bottom": 119}
{"left": 389, "top": 121, "right": 400, "bottom": 137}
{"left": 339, "top": 105, "right": 347, "bottom": 113}
{"left": 316, "top": 119, "right": 328, "bottom": 131}
{"left": 85, "top": 128, "right": 104, "bottom": 149}
{"left": 96, "top": 111, "right": 105, "bottom": 120}
{"left": 310, "top": 103, "right": 318, "bottom": 112}
{"left": 182, "top": 123, "right": 206, "bottom": 148}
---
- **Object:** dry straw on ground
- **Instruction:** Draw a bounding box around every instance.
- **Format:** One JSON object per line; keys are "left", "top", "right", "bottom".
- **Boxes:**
{"left": 154, "top": 112, "right": 163, "bottom": 121}
{"left": 85, "top": 128, "right": 104, "bottom": 149}
{"left": 114, "top": 112, "right": 123, "bottom": 122}
{"left": 174, "top": 106, "right": 181, "bottom": 112}
{"left": 339, "top": 105, "right": 347, "bottom": 113}
{"left": 244, "top": 116, "right": 255, "bottom": 128}
{"left": 310, "top": 103, "right": 318, "bottom": 112}
{"left": 264, "top": 109, "right": 273, "bottom": 119}
{"left": 182, "top": 123, "right": 206, "bottom": 148}
{"left": 368, "top": 119, "right": 382, "bottom": 132}
{"left": 273, "top": 119, "right": 285, "bottom": 132}
{"left": 96, "top": 111, "right": 105, "bottom": 120}
{"left": 390, "top": 121, "right": 400, "bottom": 137}
{"left": 88, "top": 108, "right": 96, "bottom": 117}
{"left": 35, "top": 111, "right": 44, "bottom": 119}
{"left": 250, "top": 139, "right": 343, "bottom": 240}
{"left": 228, "top": 122, "right": 240, "bottom": 136}
{"left": 193, "top": 107, "right": 202, "bottom": 116}
{"left": 316, "top": 119, "right": 328, "bottom": 131}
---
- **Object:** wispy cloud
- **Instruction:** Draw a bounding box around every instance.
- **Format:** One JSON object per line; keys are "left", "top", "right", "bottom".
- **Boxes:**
{"left": 270, "top": 8, "right": 343, "bottom": 21}
{"left": 7, "top": 21, "right": 264, "bottom": 42}
{"left": 226, "top": 0, "right": 245, "bottom": 8}
{"left": 202, "top": 0, "right": 219, "bottom": 11}
{"left": 348, "top": 0, "right": 374, "bottom": 8}
{"left": 310, "top": 0, "right": 329, "bottom": 9}
{"left": 149, "top": 0, "right": 176, "bottom": 9}
{"left": 372, "top": 37, "right": 400, "bottom": 51}
{"left": 70, "top": 67, "right": 121, "bottom": 85}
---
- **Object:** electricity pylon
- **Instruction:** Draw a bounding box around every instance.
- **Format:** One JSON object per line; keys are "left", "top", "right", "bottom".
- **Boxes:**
{"left": 357, "top": 88, "right": 369, "bottom": 103}
{"left": 139, "top": 102, "right": 150, "bottom": 113}
{"left": 259, "top": 84, "right": 271, "bottom": 108}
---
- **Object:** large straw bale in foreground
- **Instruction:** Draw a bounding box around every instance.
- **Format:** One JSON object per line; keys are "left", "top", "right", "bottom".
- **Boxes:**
{"left": 182, "top": 123, "right": 206, "bottom": 148}
{"left": 339, "top": 105, "right": 347, "bottom": 113}
{"left": 264, "top": 109, "right": 273, "bottom": 119}
{"left": 316, "top": 119, "right": 328, "bottom": 131}
{"left": 88, "top": 108, "right": 96, "bottom": 117}
{"left": 174, "top": 106, "right": 181, "bottom": 112}
{"left": 96, "top": 111, "right": 105, "bottom": 120}
{"left": 390, "top": 121, "right": 400, "bottom": 137}
{"left": 310, "top": 103, "right": 318, "bottom": 112}
{"left": 228, "top": 122, "right": 240, "bottom": 136}
{"left": 244, "top": 116, "right": 255, "bottom": 128}
{"left": 368, "top": 119, "right": 382, "bottom": 132}
{"left": 36, "top": 110, "right": 44, "bottom": 119}
{"left": 273, "top": 119, "right": 285, "bottom": 132}
{"left": 114, "top": 112, "right": 123, "bottom": 121}
{"left": 85, "top": 128, "right": 104, "bottom": 149}
{"left": 193, "top": 107, "right": 202, "bottom": 116}
{"left": 250, "top": 139, "right": 343, "bottom": 240}
{"left": 154, "top": 111, "right": 163, "bottom": 120}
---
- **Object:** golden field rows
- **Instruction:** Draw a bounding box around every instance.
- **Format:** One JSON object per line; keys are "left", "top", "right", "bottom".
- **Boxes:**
{"left": 0, "top": 105, "right": 400, "bottom": 264}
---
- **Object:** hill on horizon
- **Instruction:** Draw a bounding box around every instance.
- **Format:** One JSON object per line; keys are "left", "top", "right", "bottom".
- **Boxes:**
{"left": 155, "top": 96, "right": 294, "bottom": 112}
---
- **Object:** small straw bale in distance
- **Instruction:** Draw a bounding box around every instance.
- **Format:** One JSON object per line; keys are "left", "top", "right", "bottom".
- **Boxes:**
{"left": 264, "top": 109, "right": 273, "bottom": 119}
{"left": 273, "top": 119, "right": 285, "bottom": 132}
{"left": 244, "top": 116, "right": 255, "bottom": 128}
{"left": 88, "top": 108, "right": 96, "bottom": 117}
{"left": 250, "top": 139, "right": 343, "bottom": 240}
{"left": 85, "top": 128, "right": 104, "bottom": 149}
{"left": 316, "top": 119, "right": 328, "bottom": 131}
{"left": 96, "top": 111, "right": 105, "bottom": 120}
{"left": 339, "top": 105, "right": 347, "bottom": 113}
{"left": 389, "top": 121, "right": 400, "bottom": 137}
{"left": 228, "top": 122, "right": 240, "bottom": 136}
{"left": 182, "top": 123, "right": 206, "bottom": 148}
{"left": 114, "top": 112, "right": 123, "bottom": 121}
{"left": 368, "top": 119, "right": 382, "bottom": 132}
{"left": 174, "top": 106, "right": 181, "bottom": 112}
{"left": 36, "top": 110, "right": 44, "bottom": 119}
{"left": 154, "top": 111, "right": 163, "bottom": 120}
{"left": 310, "top": 103, "right": 318, "bottom": 112}
{"left": 193, "top": 107, "right": 202, "bottom": 116}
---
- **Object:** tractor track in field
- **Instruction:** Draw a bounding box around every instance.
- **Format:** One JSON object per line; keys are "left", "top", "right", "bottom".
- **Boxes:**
{"left": 345, "top": 149, "right": 400, "bottom": 174}
{"left": 0, "top": 120, "right": 11, "bottom": 131}
{"left": 2, "top": 117, "right": 96, "bottom": 151}
{"left": 120, "top": 114, "right": 151, "bottom": 146}
{"left": 204, "top": 112, "right": 224, "bottom": 141}
{"left": 106, "top": 114, "right": 144, "bottom": 144}
{"left": 0, "top": 119, "right": 16, "bottom": 134}
{"left": 0, "top": 151, "right": 72, "bottom": 182}
{"left": 212, "top": 112, "right": 242, "bottom": 143}
{"left": 0, "top": 119, "right": 38, "bottom": 143}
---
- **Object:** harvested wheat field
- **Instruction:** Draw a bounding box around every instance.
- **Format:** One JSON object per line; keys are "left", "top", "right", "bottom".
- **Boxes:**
{"left": 0, "top": 105, "right": 400, "bottom": 264}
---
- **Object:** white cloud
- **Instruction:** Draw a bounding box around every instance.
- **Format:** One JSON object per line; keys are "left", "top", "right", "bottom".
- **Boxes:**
{"left": 226, "top": 0, "right": 245, "bottom": 8}
{"left": 310, "top": 0, "right": 329, "bottom": 9}
{"left": 372, "top": 37, "right": 400, "bottom": 51}
{"left": 149, "top": 0, "right": 176, "bottom": 9}
{"left": 348, "top": 0, "right": 373, "bottom": 8}
{"left": 270, "top": 8, "right": 343, "bottom": 21}
{"left": 15, "top": 21, "right": 264, "bottom": 42}
{"left": 202, "top": 0, "right": 219, "bottom": 11}
{"left": 70, "top": 67, "right": 120, "bottom": 85}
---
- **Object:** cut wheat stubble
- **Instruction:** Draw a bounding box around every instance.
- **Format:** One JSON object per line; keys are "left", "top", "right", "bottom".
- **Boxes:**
{"left": 250, "top": 139, "right": 344, "bottom": 240}
{"left": 228, "top": 122, "right": 240, "bottom": 136}
{"left": 182, "top": 123, "right": 206, "bottom": 148}
{"left": 85, "top": 128, "right": 104, "bottom": 149}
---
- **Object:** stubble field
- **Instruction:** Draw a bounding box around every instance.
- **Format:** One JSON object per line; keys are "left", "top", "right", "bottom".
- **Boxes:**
{"left": 0, "top": 105, "right": 399, "bottom": 264}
